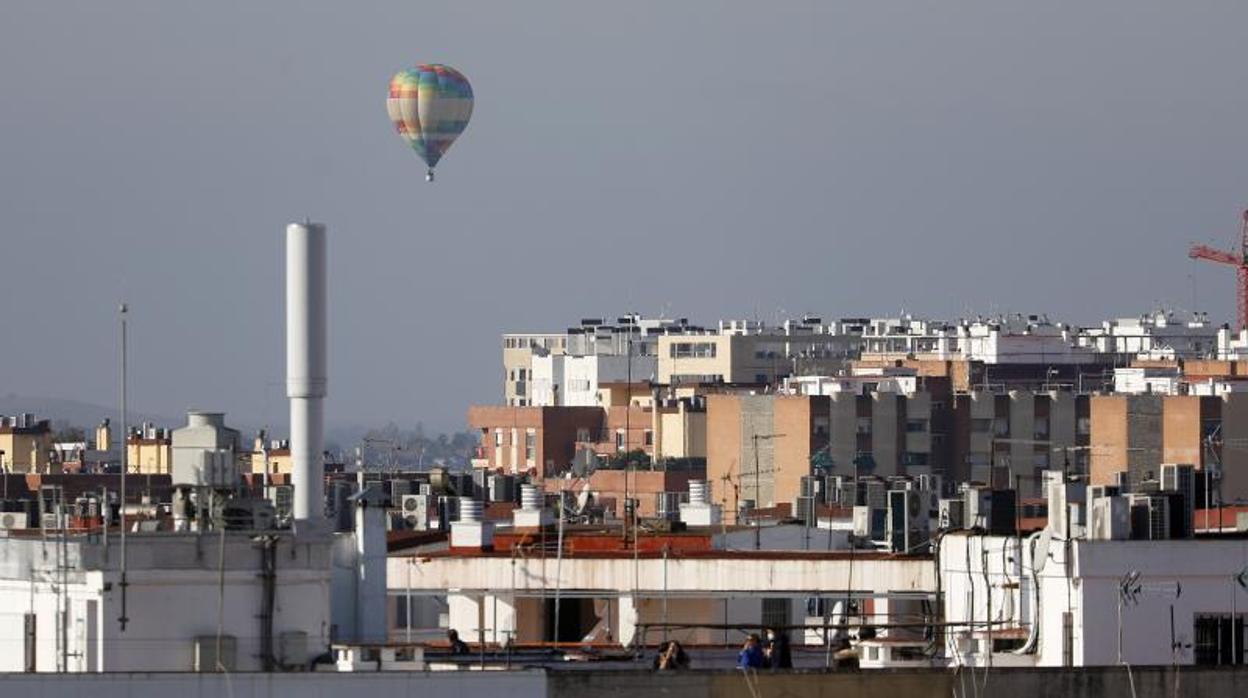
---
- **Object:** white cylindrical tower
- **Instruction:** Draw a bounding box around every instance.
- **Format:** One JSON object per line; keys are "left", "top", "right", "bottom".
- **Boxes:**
{"left": 287, "top": 222, "right": 328, "bottom": 522}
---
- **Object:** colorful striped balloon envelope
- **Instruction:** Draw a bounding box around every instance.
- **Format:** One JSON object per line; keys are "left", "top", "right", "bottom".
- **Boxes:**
{"left": 387, "top": 64, "right": 473, "bottom": 181}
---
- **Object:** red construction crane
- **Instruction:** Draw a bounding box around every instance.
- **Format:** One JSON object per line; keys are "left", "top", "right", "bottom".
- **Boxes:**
{"left": 1189, "top": 209, "right": 1248, "bottom": 330}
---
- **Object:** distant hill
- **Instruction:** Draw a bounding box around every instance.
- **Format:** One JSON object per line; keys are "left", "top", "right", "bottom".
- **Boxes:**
{"left": 0, "top": 393, "right": 181, "bottom": 432}
{"left": 0, "top": 394, "right": 464, "bottom": 461}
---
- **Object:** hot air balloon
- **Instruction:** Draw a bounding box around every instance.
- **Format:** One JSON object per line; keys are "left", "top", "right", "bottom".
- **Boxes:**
{"left": 387, "top": 64, "right": 473, "bottom": 182}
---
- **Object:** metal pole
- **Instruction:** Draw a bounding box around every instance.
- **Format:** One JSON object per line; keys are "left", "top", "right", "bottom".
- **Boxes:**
{"left": 118, "top": 303, "right": 130, "bottom": 632}
{"left": 59, "top": 487, "right": 67, "bottom": 672}
{"left": 753, "top": 435, "right": 760, "bottom": 550}
{"left": 554, "top": 496, "right": 564, "bottom": 644}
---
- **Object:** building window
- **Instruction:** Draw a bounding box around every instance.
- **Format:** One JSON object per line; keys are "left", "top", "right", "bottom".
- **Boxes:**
{"left": 904, "top": 452, "right": 929, "bottom": 466}
{"left": 576, "top": 428, "right": 591, "bottom": 443}
{"left": 643, "top": 430, "right": 654, "bottom": 446}
{"left": 856, "top": 418, "right": 872, "bottom": 435}
{"left": 494, "top": 429, "right": 503, "bottom": 448}
{"left": 761, "top": 598, "right": 791, "bottom": 630}
{"left": 669, "top": 342, "right": 717, "bottom": 359}
{"left": 1034, "top": 417, "right": 1050, "bottom": 439}
{"left": 525, "top": 430, "right": 536, "bottom": 463}
{"left": 1194, "top": 614, "right": 1245, "bottom": 665}
{"left": 1076, "top": 417, "right": 1091, "bottom": 436}
{"left": 906, "top": 419, "right": 927, "bottom": 433}
{"left": 616, "top": 430, "right": 625, "bottom": 451}
{"left": 971, "top": 419, "right": 993, "bottom": 433}
{"left": 993, "top": 418, "right": 1009, "bottom": 437}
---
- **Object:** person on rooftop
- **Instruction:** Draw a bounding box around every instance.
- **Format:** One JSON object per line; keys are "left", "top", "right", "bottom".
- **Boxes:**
{"left": 447, "top": 628, "right": 470, "bottom": 655}
{"left": 737, "top": 633, "right": 765, "bottom": 670}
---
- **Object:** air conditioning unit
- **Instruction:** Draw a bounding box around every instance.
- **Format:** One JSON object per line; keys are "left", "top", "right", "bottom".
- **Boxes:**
{"left": 861, "top": 479, "right": 888, "bottom": 509}
{"left": 853, "top": 506, "right": 886, "bottom": 540}
{"left": 1129, "top": 493, "right": 1171, "bottom": 540}
{"left": 823, "top": 476, "right": 845, "bottom": 504}
{"left": 1088, "top": 496, "right": 1130, "bottom": 540}
{"left": 938, "top": 498, "right": 965, "bottom": 530}
{"left": 1160, "top": 464, "right": 1196, "bottom": 538}
{"left": 964, "top": 487, "right": 1016, "bottom": 535}
{"left": 1046, "top": 472, "right": 1085, "bottom": 539}
{"left": 794, "top": 495, "right": 817, "bottom": 526}
{"left": 269, "top": 485, "right": 294, "bottom": 520}
{"left": 887, "top": 489, "right": 930, "bottom": 554}
{"left": 1087, "top": 484, "right": 1120, "bottom": 501}
{"left": 799, "top": 476, "right": 823, "bottom": 499}
{"left": 0, "top": 512, "right": 29, "bottom": 530}
{"left": 401, "top": 494, "right": 433, "bottom": 530}
{"left": 389, "top": 479, "right": 412, "bottom": 505}
{"left": 916, "top": 473, "right": 943, "bottom": 497}
{"left": 488, "top": 474, "right": 516, "bottom": 503}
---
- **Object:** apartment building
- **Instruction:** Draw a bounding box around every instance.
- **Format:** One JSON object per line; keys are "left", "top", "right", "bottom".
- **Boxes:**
{"left": 503, "top": 315, "right": 692, "bottom": 407}
{"left": 950, "top": 390, "right": 1088, "bottom": 495}
{"left": 530, "top": 353, "right": 658, "bottom": 407}
{"left": 126, "top": 423, "right": 172, "bottom": 474}
{"left": 1088, "top": 393, "right": 1248, "bottom": 503}
{"left": 502, "top": 333, "right": 567, "bottom": 407}
{"left": 251, "top": 432, "right": 293, "bottom": 476}
{"left": 468, "top": 406, "right": 604, "bottom": 478}
{"left": 0, "top": 414, "right": 52, "bottom": 473}
{"left": 658, "top": 322, "right": 855, "bottom": 387}
{"left": 1079, "top": 311, "right": 1218, "bottom": 359}
{"left": 706, "top": 388, "right": 941, "bottom": 519}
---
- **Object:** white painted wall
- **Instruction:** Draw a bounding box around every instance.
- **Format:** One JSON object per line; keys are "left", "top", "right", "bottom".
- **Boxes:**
{"left": 941, "top": 533, "right": 1248, "bottom": 667}
{"left": 0, "top": 670, "right": 548, "bottom": 698}
{"left": 0, "top": 533, "right": 333, "bottom": 672}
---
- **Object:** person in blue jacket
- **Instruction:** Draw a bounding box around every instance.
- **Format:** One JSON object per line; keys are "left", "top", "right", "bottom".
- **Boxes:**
{"left": 737, "top": 633, "right": 765, "bottom": 669}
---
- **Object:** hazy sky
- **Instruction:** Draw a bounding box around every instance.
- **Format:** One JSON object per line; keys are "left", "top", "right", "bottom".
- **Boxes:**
{"left": 4, "top": 2, "right": 1248, "bottom": 432}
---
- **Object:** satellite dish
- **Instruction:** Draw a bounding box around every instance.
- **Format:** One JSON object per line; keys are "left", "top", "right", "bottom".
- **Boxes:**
{"left": 1033, "top": 530, "right": 1052, "bottom": 574}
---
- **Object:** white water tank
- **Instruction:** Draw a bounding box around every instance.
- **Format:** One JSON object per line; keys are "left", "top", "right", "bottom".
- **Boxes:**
{"left": 171, "top": 411, "right": 241, "bottom": 487}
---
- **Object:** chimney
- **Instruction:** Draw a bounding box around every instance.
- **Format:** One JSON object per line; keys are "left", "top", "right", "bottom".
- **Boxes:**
{"left": 680, "top": 479, "right": 721, "bottom": 527}
{"left": 513, "top": 483, "right": 554, "bottom": 529}
{"left": 451, "top": 496, "right": 494, "bottom": 550}
{"left": 287, "top": 222, "right": 328, "bottom": 524}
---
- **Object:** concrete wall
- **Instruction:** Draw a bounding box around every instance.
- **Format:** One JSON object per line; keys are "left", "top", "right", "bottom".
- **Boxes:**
{"left": 0, "top": 533, "right": 333, "bottom": 673}
{"left": 0, "top": 670, "right": 547, "bottom": 698}
{"left": 706, "top": 395, "right": 743, "bottom": 519}
{"left": 1162, "top": 396, "right": 1203, "bottom": 467}
{"left": 1090, "top": 396, "right": 1129, "bottom": 486}
{"left": 0, "top": 666, "right": 1245, "bottom": 697}
{"left": 1222, "top": 393, "right": 1248, "bottom": 504}
{"left": 547, "top": 667, "right": 1248, "bottom": 698}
